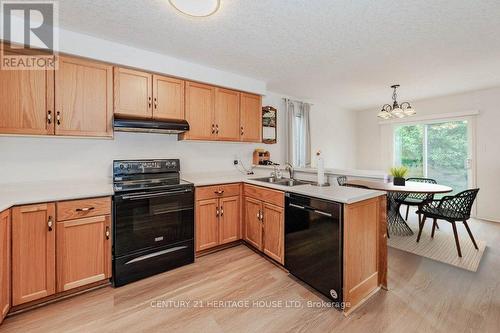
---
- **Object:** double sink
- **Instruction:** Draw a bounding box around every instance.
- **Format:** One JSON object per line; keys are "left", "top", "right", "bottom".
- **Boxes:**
{"left": 251, "top": 177, "right": 314, "bottom": 187}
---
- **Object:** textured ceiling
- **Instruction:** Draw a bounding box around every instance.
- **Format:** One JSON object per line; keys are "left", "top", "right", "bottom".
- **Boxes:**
{"left": 58, "top": 0, "right": 500, "bottom": 110}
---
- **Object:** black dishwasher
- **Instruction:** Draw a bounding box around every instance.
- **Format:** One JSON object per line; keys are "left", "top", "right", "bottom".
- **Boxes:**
{"left": 285, "top": 193, "right": 343, "bottom": 305}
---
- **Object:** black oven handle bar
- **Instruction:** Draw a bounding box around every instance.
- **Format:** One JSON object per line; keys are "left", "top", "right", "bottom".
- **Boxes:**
{"left": 119, "top": 188, "right": 192, "bottom": 201}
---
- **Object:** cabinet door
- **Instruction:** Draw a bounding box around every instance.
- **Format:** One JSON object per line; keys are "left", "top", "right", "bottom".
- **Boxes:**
{"left": 215, "top": 88, "right": 240, "bottom": 141}
{"left": 183, "top": 82, "right": 215, "bottom": 140}
{"left": 55, "top": 56, "right": 113, "bottom": 137}
{"left": 195, "top": 198, "right": 219, "bottom": 251}
{"left": 219, "top": 195, "right": 240, "bottom": 244}
{"left": 0, "top": 50, "right": 54, "bottom": 135}
{"left": 153, "top": 75, "right": 184, "bottom": 120}
{"left": 240, "top": 93, "right": 262, "bottom": 142}
{"left": 57, "top": 215, "right": 111, "bottom": 292}
{"left": 262, "top": 203, "right": 284, "bottom": 264}
{"left": 244, "top": 197, "right": 263, "bottom": 250}
{"left": 0, "top": 210, "right": 10, "bottom": 323}
{"left": 113, "top": 67, "right": 152, "bottom": 119}
{"left": 12, "top": 203, "right": 56, "bottom": 306}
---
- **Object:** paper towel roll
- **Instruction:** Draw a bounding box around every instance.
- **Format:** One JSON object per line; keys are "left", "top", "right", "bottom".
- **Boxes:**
{"left": 317, "top": 155, "right": 325, "bottom": 185}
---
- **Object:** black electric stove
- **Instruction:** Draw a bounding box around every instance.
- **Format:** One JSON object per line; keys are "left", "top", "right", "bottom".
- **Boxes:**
{"left": 112, "top": 159, "right": 194, "bottom": 287}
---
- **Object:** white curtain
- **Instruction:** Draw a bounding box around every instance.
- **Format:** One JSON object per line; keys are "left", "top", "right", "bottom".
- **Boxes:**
{"left": 286, "top": 99, "right": 311, "bottom": 167}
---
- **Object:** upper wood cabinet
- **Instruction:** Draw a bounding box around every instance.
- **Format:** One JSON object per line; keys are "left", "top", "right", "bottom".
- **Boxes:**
{"left": 56, "top": 215, "right": 111, "bottom": 292}
{"left": 184, "top": 81, "right": 216, "bottom": 140}
{"left": 153, "top": 75, "right": 185, "bottom": 120}
{"left": 240, "top": 93, "right": 262, "bottom": 142}
{"left": 113, "top": 67, "right": 153, "bottom": 119}
{"left": 0, "top": 49, "right": 54, "bottom": 135}
{"left": 55, "top": 56, "right": 113, "bottom": 137}
{"left": 0, "top": 209, "right": 10, "bottom": 324}
{"left": 214, "top": 88, "right": 240, "bottom": 141}
{"left": 11, "top": 203, "right": 56, "bottom": 306}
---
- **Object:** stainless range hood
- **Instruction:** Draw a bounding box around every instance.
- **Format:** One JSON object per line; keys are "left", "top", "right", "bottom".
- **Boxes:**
{"left": 113, "top": 118, "right": 189, "bottom": 134}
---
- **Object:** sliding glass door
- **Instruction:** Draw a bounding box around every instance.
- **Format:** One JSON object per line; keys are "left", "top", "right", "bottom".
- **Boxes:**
{"left": 394, "top": 120, "right": 472, "bottom": 195}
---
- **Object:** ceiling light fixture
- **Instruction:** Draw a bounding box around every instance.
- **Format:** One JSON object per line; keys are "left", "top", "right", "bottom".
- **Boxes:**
{"left": 377, "top": 84, "right": 416, "bottom": 119}
{"left": 169, "top": 0, "right": 220, "bottom": 17}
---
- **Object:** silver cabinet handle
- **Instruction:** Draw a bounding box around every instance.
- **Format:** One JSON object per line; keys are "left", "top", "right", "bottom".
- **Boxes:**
{"left": 216, "top": 207, "right": 220, "bottom": 217}
{"left": 76, "top": 207, "right": 95, "bottom": 212}
{"left": 48, "top": 216, "right": 53, "bottom": 231}
{"left": 220, "top": 206, "right": 224, "bottom": 216}
{"left": 47, "top": 110, "right": 52, "bottom": 124}
{"left": 105, "top": 226, "right": 110, "bottom": 240}
{"left": 56, "top": 111, "right": 61, "bottom": 125}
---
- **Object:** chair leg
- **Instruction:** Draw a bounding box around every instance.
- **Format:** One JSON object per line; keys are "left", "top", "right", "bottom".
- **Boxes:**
{"left": 451, "top": 221, "right": 462, "bottom": 257}
{"left": 463, "top": 220, "right": 479, "bottom": 250}
{"left": 405, "top": 205, "right": 410, "bottom": 221}
{"left": 417, "top": 216, "right": 426, "bottom": 242}
{"left": 431, "top": 218, "right": 437, "bottom": 238}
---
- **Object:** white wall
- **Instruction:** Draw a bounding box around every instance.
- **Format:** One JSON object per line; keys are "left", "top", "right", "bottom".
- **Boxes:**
{"left": 310, "top": 97, "right": 357, "bottom": 169}
{"left": 355, "top": 86, "right": 500, "bottom": 222}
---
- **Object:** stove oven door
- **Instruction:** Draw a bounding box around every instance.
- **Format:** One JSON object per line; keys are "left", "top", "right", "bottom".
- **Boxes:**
{"left": 113, "top": 186, "right": 194, "bottom": 257}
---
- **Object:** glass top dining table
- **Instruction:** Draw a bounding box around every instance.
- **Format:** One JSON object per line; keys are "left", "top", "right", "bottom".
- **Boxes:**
{"left": 346, "top": 179, "right": 453, "bottom": 236}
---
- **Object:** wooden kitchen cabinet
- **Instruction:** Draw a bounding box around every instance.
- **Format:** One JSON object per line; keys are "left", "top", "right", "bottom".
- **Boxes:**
{"left": 214, "top": 88, "right": 240, "bottom": 141}
{"left": 113, "top": 67, "right": 153, "bottom": 119}
{"left": 219, "top": 196, "right": 240, "bottom": 244}
{"left": 11, "top": 203, "right": 56, "bottom": 306}
{"left": 0, "top": 48, "right": 54, "bottom": 135}
{"left": 240, "top": 93, "right": 262, "bottom": 142}
{"left": 183, "top": 81, "right": 216, "bottom": 140}
{"left": 0, "top": 209, "right": 11, "bottom": 324}
{"left": 153, "top": 75, "right": 184, "bottom": 120}
{"left": 243, "top": 184, "right": 284, "bottom": 264}
{"left": 56, "top": 215, "right": 111, "bottom": 292}
{"left": 55, "top": 56, "right": 113, "bottom": 137}
{"left": 262, "top": 203, "right": 284, "bottom": 264}
{"left": 243, "top": 196, "right": 263, "bottom": 249}
{"left": 195, "top": 184, "right": 241, "bottom": 252}
{"left": 196, "top": 198, "right": 219, "bottom": 251}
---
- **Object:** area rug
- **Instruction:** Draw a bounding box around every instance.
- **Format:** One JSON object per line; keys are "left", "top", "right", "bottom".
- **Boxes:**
{"left": 388, "top": 223, "right": 486, "bottom": 272}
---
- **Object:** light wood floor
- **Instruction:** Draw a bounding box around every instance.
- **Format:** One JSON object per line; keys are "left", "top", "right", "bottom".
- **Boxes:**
{"left": 2, "top": 215, "right": 500, "bottom": 333}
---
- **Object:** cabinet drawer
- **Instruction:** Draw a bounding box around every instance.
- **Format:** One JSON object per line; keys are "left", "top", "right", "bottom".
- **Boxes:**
{"left": 57, "top": 197, "right": 111, "bottom": 221}
{"left": 243, "top": 184, "right": 284, "bottom": 207}
{"left": 195, "top": 183, "right": 241, "bottom": 200}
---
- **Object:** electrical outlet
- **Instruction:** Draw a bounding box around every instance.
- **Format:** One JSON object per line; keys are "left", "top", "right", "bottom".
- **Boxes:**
{"left": 233, "top": 160, "right": 239, "bottom": 165}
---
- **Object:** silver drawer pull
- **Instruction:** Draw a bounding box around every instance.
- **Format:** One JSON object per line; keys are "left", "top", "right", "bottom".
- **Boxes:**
{"left": 125, "top": 246, "right": 188, "bottom": 265}
{"left": 314, "top": 210, "right": 332, "bottom": 217}
{"left": 76, "top": 207, "right": 95, "bottom": 212}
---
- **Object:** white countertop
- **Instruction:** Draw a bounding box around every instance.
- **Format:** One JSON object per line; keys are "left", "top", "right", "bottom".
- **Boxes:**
{"left": 0, "top": 170, "right": 386, "bottom": 212}
{"left": 0, "top": 179, "right": 114, "bottom": 212}
{"left": 182, "top": 171, "right": 385, "bottom": 204}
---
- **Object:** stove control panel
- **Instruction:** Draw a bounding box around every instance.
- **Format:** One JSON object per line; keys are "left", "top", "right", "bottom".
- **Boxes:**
{"left": 113, "top": 159, "right": 179, "bottom": 175}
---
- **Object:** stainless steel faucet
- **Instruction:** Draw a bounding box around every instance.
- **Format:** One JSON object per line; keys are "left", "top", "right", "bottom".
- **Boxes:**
{"left": 285, "top": 162, "right": 294, "bottom": 180}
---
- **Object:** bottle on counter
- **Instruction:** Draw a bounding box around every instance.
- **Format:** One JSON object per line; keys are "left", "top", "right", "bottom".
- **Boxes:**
{"left": 316, "top": 151, "right": 325, "bottom": 186}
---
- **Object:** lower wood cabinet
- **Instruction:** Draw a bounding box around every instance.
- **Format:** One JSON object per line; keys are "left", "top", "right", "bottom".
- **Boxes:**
{"left": 243, "top": 185, "right": 284, "bottom": 264}
{"left": 0, "top": 209, "right": 11, "bottom": 324}
{"left": 9, "top": 197, "right": 112, "bottom": 307}
{"left": 11, "top": 203, "right": 56, "bottom": 306}
{"left": 195, "top": 184, "right": 241, "bottom": 252}
{"left": 56, "top": 215, "right": 111, "bottom": 292}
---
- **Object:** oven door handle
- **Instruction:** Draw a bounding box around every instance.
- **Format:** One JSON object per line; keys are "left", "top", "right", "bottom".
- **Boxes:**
{"left": 124, "top": 246, "right": 188, "bottom": 265}
{"left": 120, "top": 189, "right": 192, "bottom": 200}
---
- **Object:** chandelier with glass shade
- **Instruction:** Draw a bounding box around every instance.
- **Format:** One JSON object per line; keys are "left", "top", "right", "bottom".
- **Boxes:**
{"left": 377, "top": 85, "right": 416, "bottom": 119}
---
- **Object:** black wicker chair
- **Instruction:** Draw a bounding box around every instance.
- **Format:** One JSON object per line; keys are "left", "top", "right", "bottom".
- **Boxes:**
{"left": 416, "top": 189, "right": 479, "bottom": 257}
{"left": 337, "top": 176, "right": 347, "bottom": 186}
{"left": 400, "top": 177, "right": 437, "bottom": 223}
